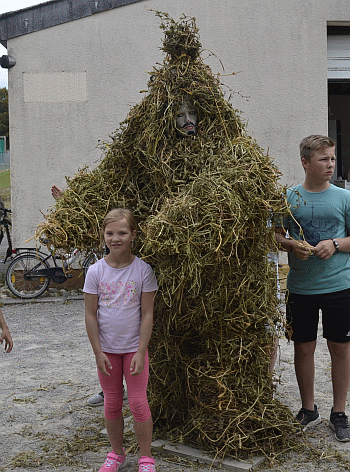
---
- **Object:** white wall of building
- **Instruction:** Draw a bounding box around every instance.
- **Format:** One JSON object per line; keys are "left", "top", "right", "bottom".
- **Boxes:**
{"left": 6, "top": 0, "right": 350, "bottom": 246}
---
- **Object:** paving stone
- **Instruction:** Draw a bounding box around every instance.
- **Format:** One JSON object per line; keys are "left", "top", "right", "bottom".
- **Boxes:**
{"left": 152, "top": 440, "right": 264, "bottom": 471}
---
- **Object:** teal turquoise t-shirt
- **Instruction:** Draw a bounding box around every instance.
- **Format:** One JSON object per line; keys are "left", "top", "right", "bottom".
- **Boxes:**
{"left": 285, "top": 184, "right": 350, "bottom": 295}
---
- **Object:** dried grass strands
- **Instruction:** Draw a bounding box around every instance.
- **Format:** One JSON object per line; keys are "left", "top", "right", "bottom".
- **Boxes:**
{"left": 35, "top": 12, "right": 295, "bottom": 458}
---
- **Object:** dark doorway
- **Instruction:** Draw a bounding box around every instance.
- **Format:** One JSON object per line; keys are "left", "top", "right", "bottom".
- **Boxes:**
{"left": 327, "top": 25, "right": 350, "bottom": 184}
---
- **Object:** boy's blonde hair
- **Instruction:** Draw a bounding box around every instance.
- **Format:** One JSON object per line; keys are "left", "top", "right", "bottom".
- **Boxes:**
{"left": 101, "top": 208, "right": 137, "bottom": 241}
{"left": 300, "top": 135, "right": 335, "bottom": 162}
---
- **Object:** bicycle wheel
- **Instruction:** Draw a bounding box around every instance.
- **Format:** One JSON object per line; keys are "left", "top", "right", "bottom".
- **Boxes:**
{"left": 6, "top": 252, "right": 51, "bottom": 298}
{"left": 82, "top": 253, "right": 99, "bottom": 279}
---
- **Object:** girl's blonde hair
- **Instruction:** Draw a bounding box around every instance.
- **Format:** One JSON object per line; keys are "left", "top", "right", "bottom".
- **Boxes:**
{"left": 101, "top": 208, "right": 137, "bottom": 242}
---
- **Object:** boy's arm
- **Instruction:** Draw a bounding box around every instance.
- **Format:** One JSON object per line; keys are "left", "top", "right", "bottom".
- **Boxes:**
{"left": 84, "top": 293, "right": 112, "bottom": 376}
{"left": 130, "top": 290, "right": 155, "bottom": 376}
{"left": 274, "top": 227, "right": 313, "bottom": 260}
{"left": 313, "top": 236, "right": 350, "bottom": 260}
{"left": 0, "top": 309, "right": 13, "bottom": 353}
{"left": 274, "top": 227, "right": 293, "bottom": 252}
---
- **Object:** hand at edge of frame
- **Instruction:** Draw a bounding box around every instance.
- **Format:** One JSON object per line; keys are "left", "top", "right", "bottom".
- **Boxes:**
{"left": 0, "top": 328, "right": 13, "bottom": 353}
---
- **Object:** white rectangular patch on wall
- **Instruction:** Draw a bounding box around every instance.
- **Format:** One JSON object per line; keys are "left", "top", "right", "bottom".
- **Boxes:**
{"left": 23, "top": 72, "right": 87, "bottom": 103}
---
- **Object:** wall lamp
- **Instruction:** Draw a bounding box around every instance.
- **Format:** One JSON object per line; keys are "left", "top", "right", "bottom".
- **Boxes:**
{"left": 0, "top": 55, "right": 16, "bottom": 69}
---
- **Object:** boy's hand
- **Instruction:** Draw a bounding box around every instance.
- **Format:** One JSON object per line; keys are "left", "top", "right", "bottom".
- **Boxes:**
{"left": 313, "top": 239, "right": 336, "bottom": 260}
{"left": 95, "top": 352, "right": 112, "bottom": 376}
{"left": 293, "top": 240, "right": 314, "bottom": 260}
{"left": 130, "top": 351, "right": 145, "bottom": 376}
{"left": 1, "top": 328, "right": 13, "bottom": 353}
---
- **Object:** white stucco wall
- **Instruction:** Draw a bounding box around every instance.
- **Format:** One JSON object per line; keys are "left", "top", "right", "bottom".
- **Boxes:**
{"left": 6, "top": 0, "right": 350, "bottom": 246}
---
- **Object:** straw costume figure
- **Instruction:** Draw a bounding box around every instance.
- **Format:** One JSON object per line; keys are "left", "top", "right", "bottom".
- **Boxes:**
{"left": 37, "top": 12, "right": 296, "bottom": 458}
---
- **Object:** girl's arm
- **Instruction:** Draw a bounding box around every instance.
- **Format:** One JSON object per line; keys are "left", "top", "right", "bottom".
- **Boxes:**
{"left": 84, "top": 293, "right": 112, "bottom": 376}
{"left": 130, "top": 290, "right": 156, "bottom": 376}
{"left": 0, "top": 308, "right": 13, "bottom": 353}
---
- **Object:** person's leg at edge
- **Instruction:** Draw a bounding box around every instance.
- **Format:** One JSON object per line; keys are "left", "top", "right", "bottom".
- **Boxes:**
{"left": 294, "top": 340, "right": 317, "bottom": 411}
{"left": 98, "top": 353, "right": 125, "bottom": 455}
{"left": 328, "top": 340, "right": 350, "bottom": 413}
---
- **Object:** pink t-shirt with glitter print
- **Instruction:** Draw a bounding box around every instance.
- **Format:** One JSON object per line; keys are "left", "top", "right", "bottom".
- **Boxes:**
{"left": 83, "top": 256, "right": 158, "bottom": 354}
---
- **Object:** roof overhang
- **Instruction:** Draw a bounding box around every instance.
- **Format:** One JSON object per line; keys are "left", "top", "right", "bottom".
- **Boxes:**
{"left": 0, "top": 0, "right": 146, "bottom": 48}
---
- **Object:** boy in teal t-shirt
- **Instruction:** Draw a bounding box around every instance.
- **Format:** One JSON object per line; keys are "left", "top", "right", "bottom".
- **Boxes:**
{"left": 275, "top": 135, "right": 350, "bottom": 442}
{"left": 286, "top": 183, "right": 350, "bottom": 294}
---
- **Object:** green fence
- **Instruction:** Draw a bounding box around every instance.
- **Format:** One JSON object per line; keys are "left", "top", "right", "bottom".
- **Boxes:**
{"left": 0, "top": 151, "right": 10, "bottom": 171}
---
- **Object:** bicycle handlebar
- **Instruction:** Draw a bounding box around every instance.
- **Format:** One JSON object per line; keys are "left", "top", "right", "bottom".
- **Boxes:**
{"left": 0, "top": 207, "right": 11, "bottom": 226}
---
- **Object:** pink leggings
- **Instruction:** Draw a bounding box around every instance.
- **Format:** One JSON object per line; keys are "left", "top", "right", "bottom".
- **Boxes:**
{"left": 98, "top": 351, "right": 151, "bottom": 422}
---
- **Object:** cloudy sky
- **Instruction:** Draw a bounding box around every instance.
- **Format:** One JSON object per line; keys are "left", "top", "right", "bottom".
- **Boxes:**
{"left": 0, "top": 0, "right": 41, "bottom": 88}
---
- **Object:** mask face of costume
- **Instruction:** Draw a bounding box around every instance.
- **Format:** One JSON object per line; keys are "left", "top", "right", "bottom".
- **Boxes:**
{"left": 176, "top": 101, "right": 198, "bottom": 136}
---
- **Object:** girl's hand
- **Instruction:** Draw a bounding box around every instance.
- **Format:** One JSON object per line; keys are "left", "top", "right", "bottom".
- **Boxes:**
{"left": 95, "top": 352, "right": 112, "bottom": 376}
{"left": 292, "top": 240, "right": 314, "bottom": 260}
{"left": 130, "top": 351, "right": 145, "bottom": 376}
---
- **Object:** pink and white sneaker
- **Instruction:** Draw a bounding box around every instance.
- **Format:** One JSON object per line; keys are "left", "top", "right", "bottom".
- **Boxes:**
{"left": 99, "top": 449, "right": 126, "bottom": 472}
{"left": 138, "top": 456, "right": 156, "bottom": 472}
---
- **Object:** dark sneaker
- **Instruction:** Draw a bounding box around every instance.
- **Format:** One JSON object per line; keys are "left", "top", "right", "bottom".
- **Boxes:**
{"left": 329, "top": 408, "right": 350, "bottom": 442}
{"left": 296, "top": 404, "right": 321, "bottom": 431}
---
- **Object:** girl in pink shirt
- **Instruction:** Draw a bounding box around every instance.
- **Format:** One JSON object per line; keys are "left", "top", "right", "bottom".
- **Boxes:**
{"left": 84, "top": 208, "right": 158, "bottom": 472}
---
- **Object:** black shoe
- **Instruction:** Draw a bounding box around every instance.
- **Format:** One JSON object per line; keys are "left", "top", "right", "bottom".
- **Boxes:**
{"left": 296, "top": 404, "right": 321, "bottom": 431}
{"left": 329, "top": 408, "right": 350, "bottom": 442}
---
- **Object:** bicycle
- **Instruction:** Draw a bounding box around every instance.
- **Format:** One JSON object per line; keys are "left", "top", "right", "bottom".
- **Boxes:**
{"left": 5, "top": 241, "right": 101, "bottom": 299}
{"left": 0, "top": 206, "right": 15, "bottom": 263}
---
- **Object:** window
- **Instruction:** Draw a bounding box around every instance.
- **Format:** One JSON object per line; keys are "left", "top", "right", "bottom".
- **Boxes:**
{"left": 328, "top": 25, "right": 350, "bottom": 183}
